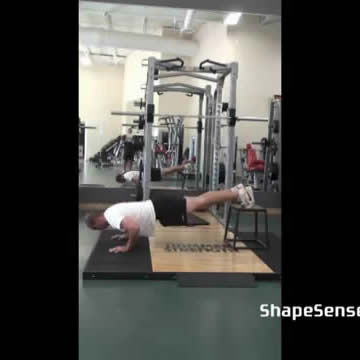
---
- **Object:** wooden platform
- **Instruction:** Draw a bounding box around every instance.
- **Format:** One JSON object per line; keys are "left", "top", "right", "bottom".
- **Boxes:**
{"left": 150, "top": 212, "right": 274, "bottom": 273}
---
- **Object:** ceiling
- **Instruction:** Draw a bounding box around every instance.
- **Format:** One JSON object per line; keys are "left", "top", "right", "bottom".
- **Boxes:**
{"left": 79, "top": 1, "right": 280, "bottom": 66}
{"left": 81, "top": 0, "right": 281, "bottom": 17}
{"left": 79, "top": 1, "right": 231, "bottom": 31}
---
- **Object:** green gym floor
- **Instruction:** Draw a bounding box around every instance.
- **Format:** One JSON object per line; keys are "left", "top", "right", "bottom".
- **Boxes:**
{"left": 79, "top": 212, "right": 281, "bottom": 360}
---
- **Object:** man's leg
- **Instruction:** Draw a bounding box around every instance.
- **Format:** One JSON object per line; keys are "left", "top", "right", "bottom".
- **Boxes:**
{"left": 123, "top": 154, "right": 128, "bottom": 172}
{"left": 128, "top": 160, "right": 133, "bottom": 171}
{"left": 185, "top": 190, "right": 238, "bottom": 213}
{"left": 124, "top": 157, "right": 133, "bottom": 172}
{"left": 160, "top": 165, "right": 186, "bottom": 177}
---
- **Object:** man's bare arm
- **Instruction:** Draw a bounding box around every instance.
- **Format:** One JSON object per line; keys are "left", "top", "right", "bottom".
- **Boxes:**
{"left": 109, "top": 216, "right": 140, "bottom": 253}
{"left": 122, "top": 216, "right": 140, "bottom": 251}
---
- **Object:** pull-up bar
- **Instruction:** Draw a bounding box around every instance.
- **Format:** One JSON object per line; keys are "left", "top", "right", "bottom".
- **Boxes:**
{"left": 156, "top": 72, "right": 219, "bottom": 83}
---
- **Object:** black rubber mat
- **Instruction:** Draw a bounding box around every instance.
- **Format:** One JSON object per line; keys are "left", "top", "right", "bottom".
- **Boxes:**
{"left": 187, "top": 214, "right": 209, "bottom": 226}
{"left": 82, "top": 231, "right": 280, "bottom": 280}
{"left": 79, "top": 184, "right": 105, "bottom": 187}
{"left": 177, "top": 273, "right": 256, "bottom": 288}
{"left": 232, "top": 232, "right": 281, "bottom": 274}
{"left": 79, "top": 187, "right": 136, "bottom": 203}
{"left": 83, "top": 230, "right": 152, "bottom": 279}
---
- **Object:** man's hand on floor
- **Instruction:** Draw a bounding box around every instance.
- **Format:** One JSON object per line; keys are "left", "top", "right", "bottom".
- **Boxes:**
{"left": 109, "top": 245, "right": 130, "bottom": 254}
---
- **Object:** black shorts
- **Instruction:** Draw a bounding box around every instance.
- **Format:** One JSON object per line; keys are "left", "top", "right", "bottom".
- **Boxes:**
{"left": 124, "top": 151, "right": 135, "bottom": 161}
{"left": 151, "top": 168, "right": 162, "bottom": 181}
{"left": 150, "top": 192, "right": 187, "bottom": 226}
{"left": 124, "top": 142, "right": 135, "bottom": 161}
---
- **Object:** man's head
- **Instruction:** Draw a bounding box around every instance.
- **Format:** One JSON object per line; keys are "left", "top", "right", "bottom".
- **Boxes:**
{"left": 85, "top": 213, "right": 108, "bottom": 230}
{"left": 116, "top": 173, "right": 127, "bottom": 183}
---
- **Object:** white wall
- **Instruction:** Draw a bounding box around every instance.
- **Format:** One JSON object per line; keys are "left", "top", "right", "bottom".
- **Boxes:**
{"left": 189, "top": 21, "right": 281, "bottom": 149}
{"left": 79, "top": 64, "right": 125, "bottom": 159}
{"left": 79, "top": 50, "right": 161, "bottom": 158}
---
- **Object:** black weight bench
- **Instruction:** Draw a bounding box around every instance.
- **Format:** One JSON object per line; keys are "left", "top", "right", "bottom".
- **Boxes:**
{"left": 224, "top": 204, "right": 269, "bottom": 250}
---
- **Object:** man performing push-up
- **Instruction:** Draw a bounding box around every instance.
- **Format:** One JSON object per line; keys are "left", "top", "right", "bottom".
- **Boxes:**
{"left": 86, "top": 184, "right": 255, "bottom": 253}
{"left": 115, "top": 162, "right": 192, "bottom": 184}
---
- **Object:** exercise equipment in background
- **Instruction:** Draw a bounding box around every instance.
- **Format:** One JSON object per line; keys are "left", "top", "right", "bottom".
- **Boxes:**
{"left": 89, "top": 135, "right": 123, "bottom": 168}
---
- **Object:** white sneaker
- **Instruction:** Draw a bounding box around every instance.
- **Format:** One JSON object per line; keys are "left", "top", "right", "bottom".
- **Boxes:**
{"left": 231, "top": 183, "right": 248, "bottom": 206}
{"left": 244, "top": 186, "right": 255, "bottom": 208}
{"left": 184, "top": 163, "right": 192, "bottom": 171}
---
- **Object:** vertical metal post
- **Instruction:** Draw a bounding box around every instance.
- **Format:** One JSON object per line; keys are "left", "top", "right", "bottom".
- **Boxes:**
{"left": 196, "top": 95, "right": 203, "bottom": 189}
{"left": 224, "top": 62, "right": 238, "bottom": 223}
{"left": 202, "top": 100, "right": 208, "bottom": 190}
{"left": 263, "top": 100, "right": 274, "bottom": 192}
{"left": 234, "top": 136, "right": 238, "bottom": 184}
{"left": 212, "top": 84, "right": 223, "bottom": 191}
{"left": 276, "top": 99, "right": 281, "bottom": 192}
{"left": 142, "top": 57, "right": 156, "bottom": 200}
{"left": 202, "top": 86, "right": 212, "bottom": 190}
{"left": 209, "top": 90, "right": 216, "bottom": 190}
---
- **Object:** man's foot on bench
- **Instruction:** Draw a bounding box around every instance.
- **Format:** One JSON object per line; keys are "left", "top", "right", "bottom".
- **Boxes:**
{"left": 231, "top": 183, "right": 255, "bottom": 208}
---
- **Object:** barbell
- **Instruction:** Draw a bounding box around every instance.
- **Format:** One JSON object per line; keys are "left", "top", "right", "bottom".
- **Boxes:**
{"left": 111, "top": 110, "right": 268, "bottom": 122}
{"left": 122, "top": 123, "right": 198, "bottom": 130}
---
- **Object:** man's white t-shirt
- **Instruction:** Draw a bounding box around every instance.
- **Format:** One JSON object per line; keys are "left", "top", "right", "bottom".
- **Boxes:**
{"left": 123, "top": 171, "right": 140, "bottom": 183}
{"left": 104, "top": 200, "right": 156, "bottom": 237}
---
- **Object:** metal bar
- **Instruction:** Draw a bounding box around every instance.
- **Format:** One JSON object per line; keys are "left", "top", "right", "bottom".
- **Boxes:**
{"left": 212, "top": 85, "right": 222, "bottom": 191}
{"left": 196, "top": 95, "right": 203, "bottom": 189}
{"left": 217, "top": 68, "right": 232, "bottom": 81}
{"left": 263, "top": 100, "right": 275, "bottom": 192}
{"left": 156, "top": 72, "right": 219, "bottom": 83}
{"left": 155, "top": 65, "right": 231, "bottom": 74}
{"left": 277, "top": 100, "right": 281, "bottom": 192}
{"left": 224, "top": 62, "right": 238, "bottom": 223}
{"left": 233, "top": 211, "right": 239, "bottom": 249}
{"left": 122, "top": 123, "right": 198, "bottom": 130}
{"left": 143, "top": 57, "right": 155, "bottom": 200}
{"left": 88, "top": 52, "right": 126, "bottom": 58}
{"left": 154, "top": 82, "right": 206, "bottom": 93}
{"left": 155, "top": 88, "right": 203, "bottom": 95}
{"left": 209, "top": 91, "right": 216, "bottom": 191}
{"left": 223, "top": 205, "right": 232, "bottom": 242}
{"left": 155, "top": 87, "right": 202, "bottom": 93}
{"left": 202, "top": 86, "right": 212, "bottom": 190}
{"left": 112, "top": 111, "right": 268, "bottom": 122}
{"left": 237, "top": 116, "right": 268, "bottom": 122}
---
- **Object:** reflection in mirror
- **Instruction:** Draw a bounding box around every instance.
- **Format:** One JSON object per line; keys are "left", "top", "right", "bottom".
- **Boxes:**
{"left": 79, "top": 2, "right": 280, "bottom": 195}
